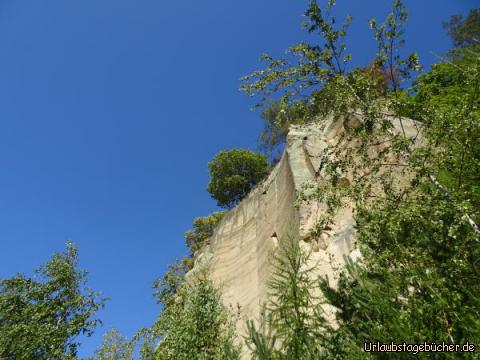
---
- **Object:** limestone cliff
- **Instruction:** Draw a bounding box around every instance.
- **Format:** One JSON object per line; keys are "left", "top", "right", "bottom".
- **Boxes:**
{"left": 186, "top": 114, "right": 418, "bottom": 356}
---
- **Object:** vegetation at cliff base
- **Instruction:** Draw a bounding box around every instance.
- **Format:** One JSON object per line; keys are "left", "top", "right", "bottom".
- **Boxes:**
{"left": 242, "top": 0, "right": 480, "bottom": 359}
{"left": 1, "top": 1, "right": 478, "bottom": 359}
{"left": 0, "top": 243, "right": 104, "bottom": 359}
{"left": 246, "top": 236, "right": 328, "bottom": 359}
{"left": 93, "top": 329, "right": 135, "bottom": 360}
{"left": 151, "top": 277, "right": 240, "bottom": 360}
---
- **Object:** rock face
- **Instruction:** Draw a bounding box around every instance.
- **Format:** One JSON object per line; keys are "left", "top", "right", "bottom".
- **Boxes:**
{"left": 187, "top": 115, "right": 417, "bottom": 357}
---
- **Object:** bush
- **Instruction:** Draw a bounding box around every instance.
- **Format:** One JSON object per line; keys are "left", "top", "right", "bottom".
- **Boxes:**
{"left": 93, "top": 328, "right": 135, "bottom": 360}
{"left": 153, "top": 278, "right": 240, "bottom": 360}
{"left": 185, "top": 212, "right": 226, "bottom": 254}
{"left": 245, "top": 235, "right": 327, "bottom": 359}
{"left": 258, "top": 100, "right": 316, "bottom": 162}
{"left": 0, "top": 243, "right": 104, "bottom": 359}
{"left": 258, "top": 101, "right": 290, "bottom": 160}
{"left": 207, "top": 149, "right": 270, "bottom": 208}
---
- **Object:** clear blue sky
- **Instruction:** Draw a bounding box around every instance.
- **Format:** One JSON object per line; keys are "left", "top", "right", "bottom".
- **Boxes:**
{"left": 0, "top": 0, "right": 475, "bottom": 356}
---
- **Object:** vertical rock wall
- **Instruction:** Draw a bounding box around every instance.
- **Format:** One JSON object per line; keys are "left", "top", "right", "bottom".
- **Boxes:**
{"left": 187, "top": 117, "right": 361, "bottom": 352}
{"left": 196, "top": 145, "right": 300, "bottom": 329}
{"left": 186, "top": 115, "right": 419, "bottom": 357}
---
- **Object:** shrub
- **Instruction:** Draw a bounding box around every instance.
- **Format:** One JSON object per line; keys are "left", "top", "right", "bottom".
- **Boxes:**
{"left": 258, "top": 100, "right": 314, "bottom": 162}
{"left": 245, "top": 235, "right": 328, "bottom": 360}
{"left": 258, "top": 101, "right": 290, "bottom": 161}
{"left": 185, "top": 212, "right": 226, "bottom": 255}
{"left": 207, "top": 149, "right": 270, "bottom": 208}
{"left": 93, "top": 328, "right": 135, "bottom": 360}
{"left": 0, "top": 243, "right": 104, "bottom": 359}
{"left": 153, "top": 277, "right": 240, "bottom": 359}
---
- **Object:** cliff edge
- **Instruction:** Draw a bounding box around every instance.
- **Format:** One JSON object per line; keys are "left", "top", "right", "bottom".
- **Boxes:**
{"left": 186, "top": 114, "right": 418, "bottom": 355}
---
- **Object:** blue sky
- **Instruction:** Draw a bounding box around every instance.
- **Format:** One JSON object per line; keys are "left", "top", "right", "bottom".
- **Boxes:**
{"left": 0, "top": 0, "right": 476, "bottom": 356}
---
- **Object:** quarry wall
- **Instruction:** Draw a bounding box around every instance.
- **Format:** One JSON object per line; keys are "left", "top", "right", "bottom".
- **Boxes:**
{"left": 186, "top": 115, "right": 418, "bottom": 357}
{"left": 187, "top": 117, "right": 357, "bottom": 338}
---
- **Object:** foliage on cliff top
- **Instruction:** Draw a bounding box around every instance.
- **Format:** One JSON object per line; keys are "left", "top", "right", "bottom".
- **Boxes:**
{"left": 243, "top": 0, "right": 480, "bottom": 358}
{"left": 443, "top": 8, "right": 480, "bottom": 50}
{"left": 207, "top": 149, "right": 270, "bottom": 209}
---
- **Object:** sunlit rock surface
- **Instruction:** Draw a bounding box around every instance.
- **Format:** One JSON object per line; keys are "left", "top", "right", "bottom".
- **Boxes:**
{"left": 187, "top": 114, "right": 418, "bottom": 357}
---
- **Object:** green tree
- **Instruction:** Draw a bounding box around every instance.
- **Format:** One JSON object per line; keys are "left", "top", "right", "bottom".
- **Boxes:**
{"left": 246, "top": 236, "right": 327, "bottom": 360}
{"left": 258, "top": 101, "right": 288, "bottom": 161}
{"left": 243, "top": 0, "right": 480, "bottom": 358}
{"left": 321, "top": 191, "right": 480, "bottom": 359}
{"left": 319, "top": 5, "right": 480, "bottom": 354}
{"left": 151, "top": 211, "right": 226, "bottom": 318}
{"left": 207, "top": 149, "right": 270, "bottom": 208}
{"left": 409, "top": 57, "right": 480, "bottom": 216}
{"left": 92, "top": 328, "right": 135, "bottom": 360}
{"left": 258, "top": 100, "right": 318, "bottom": 162}
{"left": 139, "top": 212, "right": 228, "bottom": 359}
{"left": 443, "top": 8, "right": 480, "bottom": 50}
{"left": 153, "top": 277, "right": 240, "bottom": 360}
{"left": 152, "top": 257, "right": 191, "bottom": 309}
{"left": 241, "top": 0, "right": 352, "bottom": 105}
{"left": 0, "top": 243, "right": 104, "bottom": 359}
{"left": 184, "top": 212, "right": 226, "bottom": 255}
